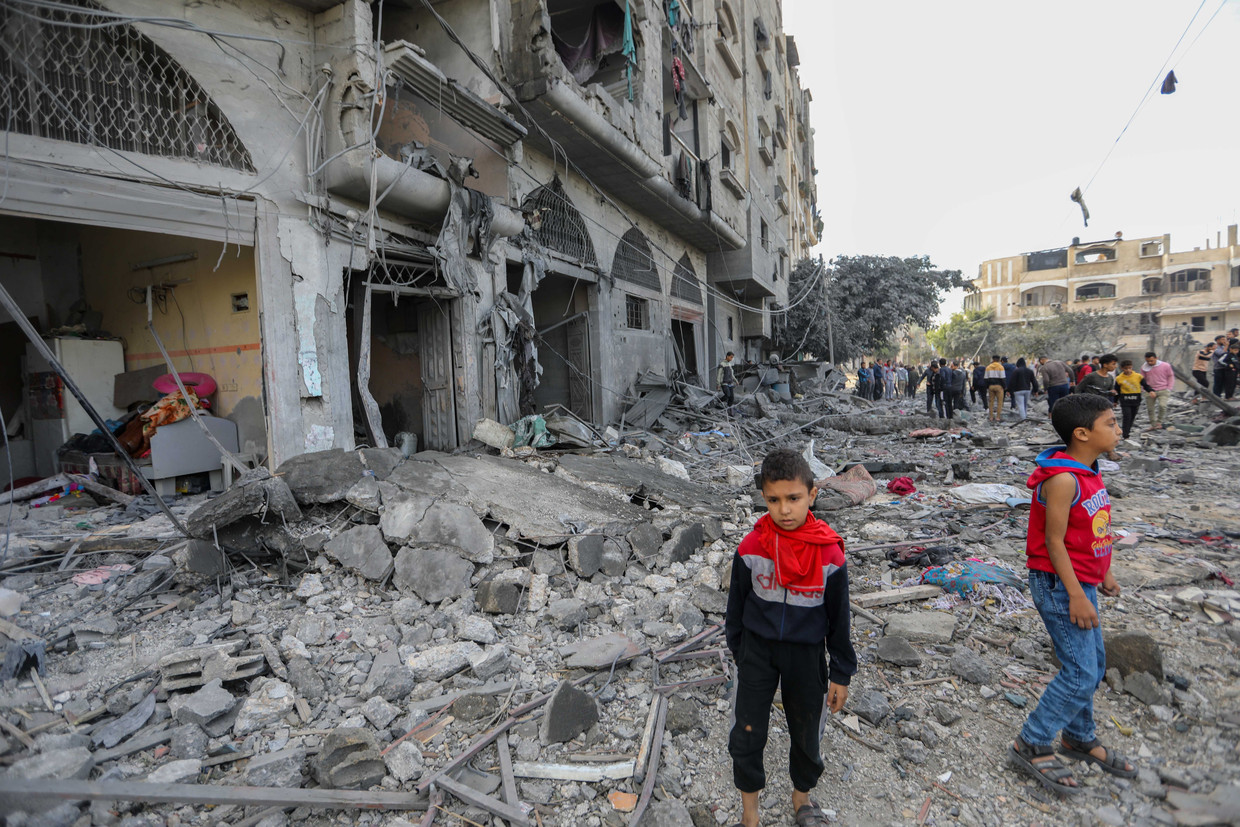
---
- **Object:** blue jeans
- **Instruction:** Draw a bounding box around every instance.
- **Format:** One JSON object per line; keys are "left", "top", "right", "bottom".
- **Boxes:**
{"left": 1046, "top": 383, "right": 1071, "bottom": 412}
{"left": 1014, "top": 390, "right": 1031, "bottom": 420}
{"left": 1020, "top": 570, "right": 1105, "bottom": 747}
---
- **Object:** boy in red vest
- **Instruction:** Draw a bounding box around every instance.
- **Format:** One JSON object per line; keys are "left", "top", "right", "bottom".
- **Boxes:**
{"left": 1009, "top": 394, "right": 1136, "bottom": 794}
{"left": 725, "top": 449, "right": 855, "bottom": 827}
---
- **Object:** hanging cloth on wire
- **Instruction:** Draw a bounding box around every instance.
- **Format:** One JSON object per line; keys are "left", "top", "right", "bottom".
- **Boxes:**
{"left": 1160, "top": 70, "right": 1177, "bottom": 94}
{"left": 667, "top": 0, "right": 680, "bottom": 27}
{"left": 1070, "top": 187, "right": 1090, "bottom": 228}
{"left": 622, "top": 0, "right": 636, "bottom": 102}
{"left": 671, "top": 56, "right": 687, "bottom": 120}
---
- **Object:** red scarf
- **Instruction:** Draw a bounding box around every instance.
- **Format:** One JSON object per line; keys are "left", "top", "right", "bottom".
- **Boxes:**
{"left": 753, "top": 512, "right": 844, "bottom": 594}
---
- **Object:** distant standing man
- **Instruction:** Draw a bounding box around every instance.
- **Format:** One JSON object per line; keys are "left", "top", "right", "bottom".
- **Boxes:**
{"left": 719, "top": 351, "right": 738, "bottom": 412}
{"left": 1192, "top": 340, "right": 1216, "bottom": 403}
{"left": 1037, "top": 356, "right": 1073, "bottom": 412}
{"left": 926, "top": 363, "right": 943, "bottom": 417}
{"left": 984, "top": 356, "right": 1007, "bottom": 423}
{"left": 1212, "top": 335, "right": 1230, "bottom": 397}
{"left": 1140, "top": 352, "right": 1175, "bottom": 430}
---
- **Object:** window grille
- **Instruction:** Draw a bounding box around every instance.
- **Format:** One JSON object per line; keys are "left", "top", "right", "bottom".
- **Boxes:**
{"left": 1166, "top": 268, "right": 1211, "bottom": 293}
{"left": 521, "top": 177, "right": 598, "bottom": 266}
{"left": 625, "top": 294, "right": 649, "bottom": 330}
{"left": 612, "top": 228, "right": 660, "bottom": 291}
{"left": 671, "top": 254, "right": 702, "bottom": 303}
{"left": 1075, "top": 282, "right": 1115, "bottom": 300}
{"left": 0, "top": 0, "right": 253, "bottom": 171}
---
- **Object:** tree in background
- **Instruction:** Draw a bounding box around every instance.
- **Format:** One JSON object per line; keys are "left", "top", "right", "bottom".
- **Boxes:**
{"left": 775, "top": 255, "right": 970, "bottom": 363}
{"left": 926, "top": 308, "right": 995, "bottom": 361}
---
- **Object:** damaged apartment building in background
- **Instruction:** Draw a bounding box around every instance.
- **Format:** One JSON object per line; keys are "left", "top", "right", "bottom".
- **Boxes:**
{"left": 0, "top": 0, "right": 820, "bottom": 488}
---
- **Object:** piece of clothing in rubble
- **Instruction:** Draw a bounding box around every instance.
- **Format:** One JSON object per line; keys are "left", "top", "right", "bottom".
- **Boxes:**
{"left": 675, "top": 150, "right": 691, "bottom": 198}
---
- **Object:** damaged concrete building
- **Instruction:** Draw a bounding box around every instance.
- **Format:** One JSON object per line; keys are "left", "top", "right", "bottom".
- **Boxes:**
{"left": 0, "top": 0, "right": 819, "bottom": 483}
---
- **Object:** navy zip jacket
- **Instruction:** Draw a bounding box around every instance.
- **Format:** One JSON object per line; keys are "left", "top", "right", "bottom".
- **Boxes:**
{"left": 725, "top": 523, "right": 857, "bottom": 686}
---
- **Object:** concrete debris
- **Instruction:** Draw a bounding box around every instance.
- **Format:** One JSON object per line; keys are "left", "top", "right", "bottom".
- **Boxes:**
{"left": 1, "top": 385, "right": 1237, "bottom": 827}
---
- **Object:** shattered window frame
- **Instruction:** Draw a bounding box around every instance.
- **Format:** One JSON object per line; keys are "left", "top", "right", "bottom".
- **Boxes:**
{"left": 625, "top": 293, "right": 650, "bottom": 330}
{"left": 1166, "top": 268, "right": 1211, "bottom": 294}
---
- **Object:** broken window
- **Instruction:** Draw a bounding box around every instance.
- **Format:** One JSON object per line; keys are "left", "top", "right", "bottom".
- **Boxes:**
{"left": 1140, "top": 240, "right": 1164, "bottom": 257}
{"left": 760, "top": 219, "right": 769, "bottom": 251}
{"left": 1167, "top": 268, "right": 1211, "bottom": 293}
{"left": 0, "top": 0, "right": 253, "bottom": 171}
{"left": 549, "top": 0, "right": 638, "bottom": 98}
{"left": 1075, "top": 282, "right": 1116, "bottom": 300}
{"left": 612, "top": 228, "right": 660, "bottom": 291}
{"left": 671, "top": 254, "right": 702, "bottom": 304}
{"left": 521, "top": 178, "right": 599, "bottom": 267}
{"left": 1191, "top": 316, "right": 1206, "bottom": 332}
{"left": 1142, "top": 277, "right": 1163, "bottom": 295}
{"left": 1232, "top": 265, "right": 1240, "bottom": 288}
{"left": 625, "top": 294, "right": 649, "bottom": 329}
{"left": 1074, "top": 246, "right": 1116, "bottom": 264}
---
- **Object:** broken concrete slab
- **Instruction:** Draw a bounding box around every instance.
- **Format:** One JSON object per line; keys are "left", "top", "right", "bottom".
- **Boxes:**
{"left": 626, "top": 523, "right": 664, "bottom": 566}
{"left": 168, "top": 679, "right": 237, "bottom": 730}
{"left": 276, "top": 448, "right": 401, "bottom": 505}
{"left": 392, "top": 547, "right": 473, "bottom": 604}
{"left": 1105, "top": 630, "right": 1164, "bottom": 679}
{"left": 384, "top": 741, "right": 424, "bottom": 784}
{"left": 7, "top": 746, "right": 95, "bottom": 781}
{"left": 360, "top": 649, "right": 415, "bottom": 703}
{"left": 312, "top": 728, "right": 386, "bottom": 790}
{"left": 324, "top": 525, "right": 394, "bottom": 582}
{"left": 405, "top": 641, "right": 483, "bottom": 682}
{"left": 875, "top": 635, "right": 922, "bottom": 667}
{"left": 658, "top": 522, "right": 704, "bottom": 567}
{"left": 233, "top": 678, "right": 295, "bottom": 736}
{"left": 599, "top": 538, "right": 630, "bottom": 577}
{"left": 949, "top": 648, "right": 992, "bottom": 684}
{"left": 539, "top": 680, "right": 599, "bottom": 744}
{"left": 475, "top": 569, "right": 528, "bottom": 614}
{"left": 567, "top": 535, "right": 604, "bottom": 578}
{"left": 553, "top": 453, "right": 722, "bottom": 511}
{"left": 559, "top": 634, "right": 643, "bottom": 669}
{"left": 185, "top": 472, "right": 301, "bottom": 537}
{"left": 245, "top": 747, "right": 306, "bottom": 788}
{"left": 1125, "top": 671, "right": 1170, "bottom": 707}
{"left": 850, "top": 689, "right": 890, "bottom": 726}
{"left": 883, "top": 611, "right": 956, "bottom": 644}
{"left": 395, "top": 501, "right": 495, "bottom": 564}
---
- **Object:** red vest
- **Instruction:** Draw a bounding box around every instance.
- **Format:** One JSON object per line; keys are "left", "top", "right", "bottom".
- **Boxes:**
{"left": 1025, "top": 449, "right": 1112, "bottom": 585}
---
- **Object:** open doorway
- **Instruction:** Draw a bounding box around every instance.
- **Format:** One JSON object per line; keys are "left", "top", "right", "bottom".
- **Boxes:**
{"left": 671, "top": 318, "right": 700, "bottom": 384}
{"left": 508, "top": 267, "right": 594, "bottom": 421}
{"left": 348, "top": 282, "right": 459, "bottom": 452}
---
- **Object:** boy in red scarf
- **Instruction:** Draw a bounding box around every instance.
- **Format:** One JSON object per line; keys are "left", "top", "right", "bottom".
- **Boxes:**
{"left": 725, "top": 449, "right": 856, "bottom": 827}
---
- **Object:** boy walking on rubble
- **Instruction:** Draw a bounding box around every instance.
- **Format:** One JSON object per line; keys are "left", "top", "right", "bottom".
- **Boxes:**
{"left": 725, "top": 449, "right": 856, "bottom": 827}
{"left": 1009, "top": 394, "right": 1136, "bottom": 795}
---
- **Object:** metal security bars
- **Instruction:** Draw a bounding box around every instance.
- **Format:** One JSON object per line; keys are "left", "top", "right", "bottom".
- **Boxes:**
{"left": 612, "top": 227, "right": 660, "bottom": 291}
{"left": 670, "top": 254, "right": 702, "bottom": 304}
{"left": 0, "top": 0, "right": 254, "bottom": 171}
{"left": 521, "top": 178, "right": 598, "bottom": 267}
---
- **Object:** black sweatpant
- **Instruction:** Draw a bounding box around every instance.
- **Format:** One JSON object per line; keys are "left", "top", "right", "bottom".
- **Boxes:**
{"left": 1119, "top": 395, "right": 1142, "bottom": 439}
{"left": 728, "top": 628, "right": 829, "bottom": 794}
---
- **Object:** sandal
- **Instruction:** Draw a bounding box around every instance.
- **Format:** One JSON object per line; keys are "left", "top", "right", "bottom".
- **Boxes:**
{"left": 794, "top": 802, "right": 831, "bottom": 827}
{"left": 1008, "top": 738, "right": 1081, "bottom": 795}
{"left": 1059, "top": 736, "right": 1137, "bottom": 778}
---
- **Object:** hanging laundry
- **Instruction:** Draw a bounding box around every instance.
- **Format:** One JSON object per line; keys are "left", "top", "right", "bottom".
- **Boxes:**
{"left": 672, "top": 57, "right": 687, "bottom": 120}
{"left": 1160, "top": 69, "right": 1177, "bottom": 94}
{"left": 1070, "top": 186, "right": 1090, "bottom": 228}
{"left": 667, "top": 0, "right": 680, "bottom": 27}
{"left": 675, "top": 151, "right": 691, "bottom": 199}
{"left": 552, "top": 3, "right": 628, "bottom": 86}
{"left": 622, "top": 0, "right": 636, "bottom": 101}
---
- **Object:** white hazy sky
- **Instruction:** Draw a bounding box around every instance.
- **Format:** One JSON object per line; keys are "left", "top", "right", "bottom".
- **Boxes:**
{"left": 784, "top": 0, "right": 1240, "bottom": 320}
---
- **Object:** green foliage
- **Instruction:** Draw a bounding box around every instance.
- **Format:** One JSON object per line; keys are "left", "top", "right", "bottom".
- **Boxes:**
{"left": 926, "top": 309, "right": 994, "bottom": 359}
{"left": 994, "top": 310, "right": 1121, "bottom": 360}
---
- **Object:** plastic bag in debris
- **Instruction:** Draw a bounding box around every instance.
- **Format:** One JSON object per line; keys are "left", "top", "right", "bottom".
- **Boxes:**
{"left": 543, "top": 415, "right": 594, "bottom": 448}
{"left": 920, "top": 560, "right": 1027, "bottom": 597}
{"left": 803, "top": 439, "right": 835, "bottom": 480}
{"left": 948, "top": 483, "right": 1028, "bottom": 505}
{"left": 510, "top": 415, "right": 557, "bottom": 449}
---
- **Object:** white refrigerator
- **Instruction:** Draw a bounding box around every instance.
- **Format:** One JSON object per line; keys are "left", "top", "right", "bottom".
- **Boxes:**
{"left": 26, "top": 337, "right": 125, "bottom": 477}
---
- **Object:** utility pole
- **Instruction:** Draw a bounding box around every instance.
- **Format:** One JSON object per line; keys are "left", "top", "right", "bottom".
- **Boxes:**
{"left": 820, "top": 256, "right": 835, "bottom": 366}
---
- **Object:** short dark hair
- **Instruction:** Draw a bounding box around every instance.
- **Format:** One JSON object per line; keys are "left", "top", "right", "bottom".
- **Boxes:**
{"left": 1051, "top": 394, "right": 1113, "bottom": 445}
{"left": 1144, "top": 351, "right": 1157, "bottom": 359}
{"left": 1099, "top": 353, "right": 1117, "bottom": 366}
{"left": 991, "top": 355, "right": 1000, "bottom": 362}
{"left": 758, "top": 448, "right": 816, "bottom": 491}
{"left": 939, "top": 358, "right": 947, "bottom": 367}
{"left": 725, "top": 351, "right": 734, "bottom": 358}
{"left": 1000, "top": 356, "right": 1008, "bottom": 363}
{"left": 1120, "top": 359, "right": 1133, "bottom": 368}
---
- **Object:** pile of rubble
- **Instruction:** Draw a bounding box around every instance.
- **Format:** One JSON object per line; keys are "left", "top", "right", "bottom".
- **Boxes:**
{"left": 1, "top": 385, "right": 1239, "bottom": 827}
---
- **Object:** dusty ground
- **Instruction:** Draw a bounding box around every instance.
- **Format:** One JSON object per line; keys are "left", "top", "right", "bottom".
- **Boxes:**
{"left": 1, "top": 389, "right": 1238, "bottom": 827}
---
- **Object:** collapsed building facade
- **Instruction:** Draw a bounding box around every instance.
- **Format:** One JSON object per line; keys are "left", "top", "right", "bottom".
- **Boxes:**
{"left": 0, "top": 0, "right": 820, "bottom": 483}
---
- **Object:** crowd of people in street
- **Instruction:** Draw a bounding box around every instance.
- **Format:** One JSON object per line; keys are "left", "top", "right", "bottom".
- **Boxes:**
{"left": 850, "top": 327, "right": 1240, "bottom": 435}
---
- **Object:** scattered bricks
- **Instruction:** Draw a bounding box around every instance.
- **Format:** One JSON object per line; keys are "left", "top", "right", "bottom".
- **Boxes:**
{"left": 626, "top": 523, "right": 664, "bottom": 565}
{"left": 884, "top": 611, "right": 956, "bottom": 644}
{"left": 169, "top": 679, "right": 237, "bottom": 730}
{"left": 1105, "top": 631, "right": 1164, "bottom": 679}
{"left": 476, "top": 570, "right": 527, "bottom": 614}
{"left": 287, "top": 655, "right": 326, "bottom": 700}
{"left": 146, "top": 758, "right": 202, "bottom": 784}
{"left": 313, "top": 728, "right": 386, "bottom": 789}
{"left": 850, "top": 689, "right": 890, "bottom": 726}
{"left": 547, "top": 598, "right": 588, "bottom": 631}
{"left": 170, "top": 724, "right": 208, "bottom": 760}
{"left": 599, "top": 538, "right": 630, "bottom": 577}
{"left": 399, "top": 502, "right": 495, "bottom": 565}
{"left": 469, "top": 644, "right": 511, "bottom": 681}
{"left": 7, "top": 746, "right": 95, "bottom": 781}
{"left": 658, "top": 522, "right": 704, "bottom": 567}
{"left": 876, "top": 635, "right": 922, "bottom": 667}
{"left": 539, "top": 680, "right": 599, "bottom": 745}
{"left": 567, "top": 535, "right": 605, "bottom": 578}
{"left": 360, "top": 649, "right": 415, "bottom": 702}
{"left": 245, "top": 747, "right": 306, "bottom": 788}
{"left": 527, "top": 573, "right": 550, "bottom": 612}
{"left": 324, "top": 525, "right": 393, "bottom": 582}
{"left": 233, "top": 678, "right": 295, "bottom": 736}
{"left": 362, "top": 696, "right": 400, "bottom": 730}
{"left": 393, "top": 547, "right": 473, "bottom": 604}
{"left": 950, "top": 648, "right": 992, "bottom": 685}
{"left": 384, "top": 741, "right": 425, "bottom": 784}
{"left": 405, "top": 641, "right": 483, "bottom": 682}
{"left": 689, "top": 584, "right": 727, "bottom": 615}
